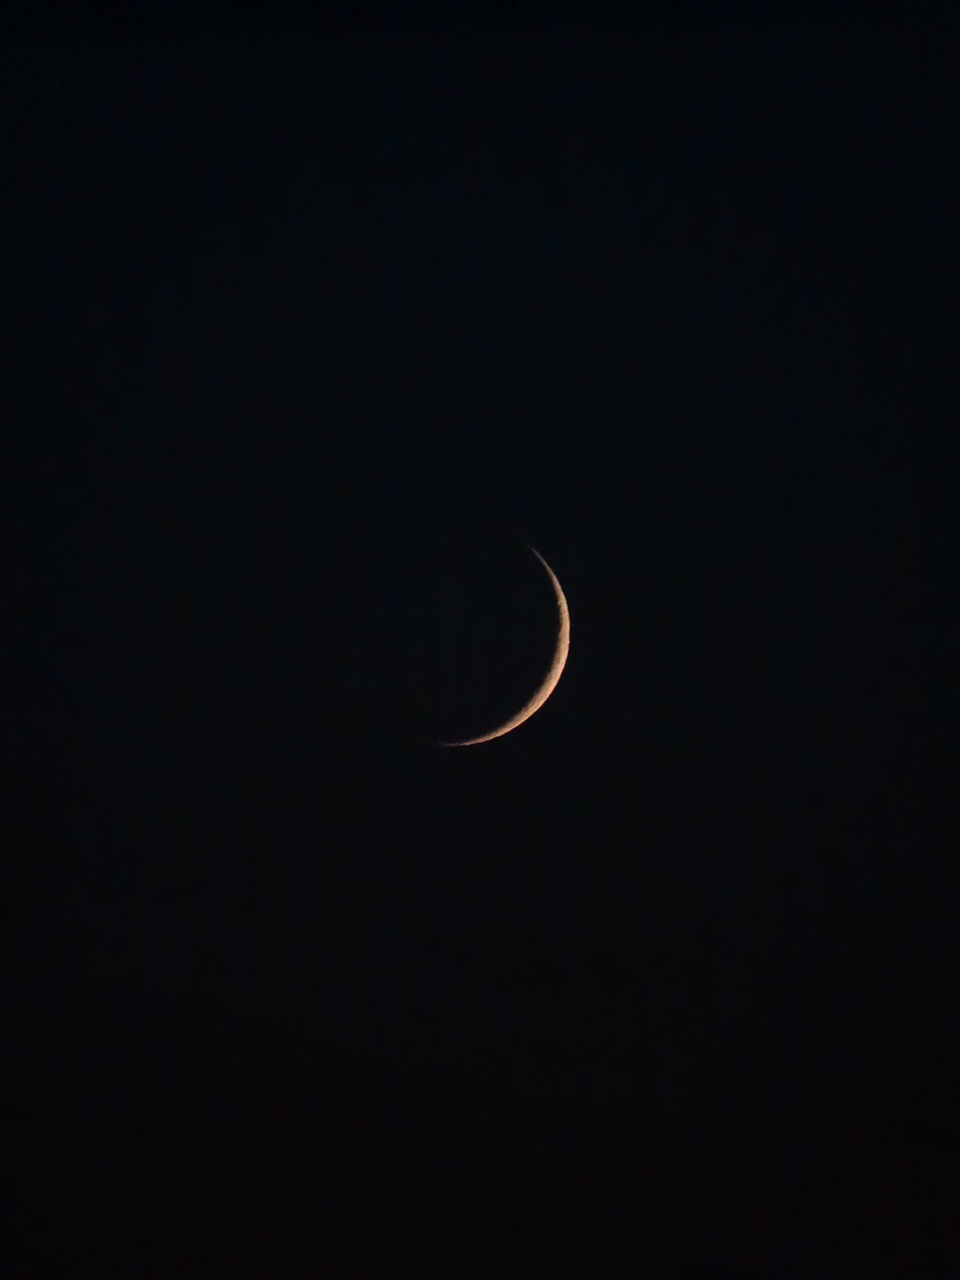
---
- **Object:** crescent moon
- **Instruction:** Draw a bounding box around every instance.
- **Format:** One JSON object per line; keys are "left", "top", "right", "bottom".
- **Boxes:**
{"left": 439, "top": 543, "right": 570, "bottom": 747}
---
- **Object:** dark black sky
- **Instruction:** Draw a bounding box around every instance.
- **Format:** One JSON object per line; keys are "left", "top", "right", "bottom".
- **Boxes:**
{"left": 3, "top": 11, "right": 957, "bottom": 1276}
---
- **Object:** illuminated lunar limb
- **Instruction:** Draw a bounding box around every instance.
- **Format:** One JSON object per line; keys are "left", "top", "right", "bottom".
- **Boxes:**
{"left": 439, "top": 543, "right": 570, "bottom": 747}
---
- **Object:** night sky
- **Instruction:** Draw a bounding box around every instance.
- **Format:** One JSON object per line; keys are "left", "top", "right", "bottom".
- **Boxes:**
{"left": 4, "top": 10, "right": 956, "bottom": 1276}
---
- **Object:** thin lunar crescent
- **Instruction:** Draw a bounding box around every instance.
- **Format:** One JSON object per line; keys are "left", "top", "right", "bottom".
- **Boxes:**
{"left": 439, "top": 543, "right": 570, "bottom": 747}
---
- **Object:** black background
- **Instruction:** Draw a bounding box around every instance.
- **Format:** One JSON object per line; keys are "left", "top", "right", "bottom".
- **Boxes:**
{"left": 3, "top": 7, "right": 957, "bottom": 1276}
